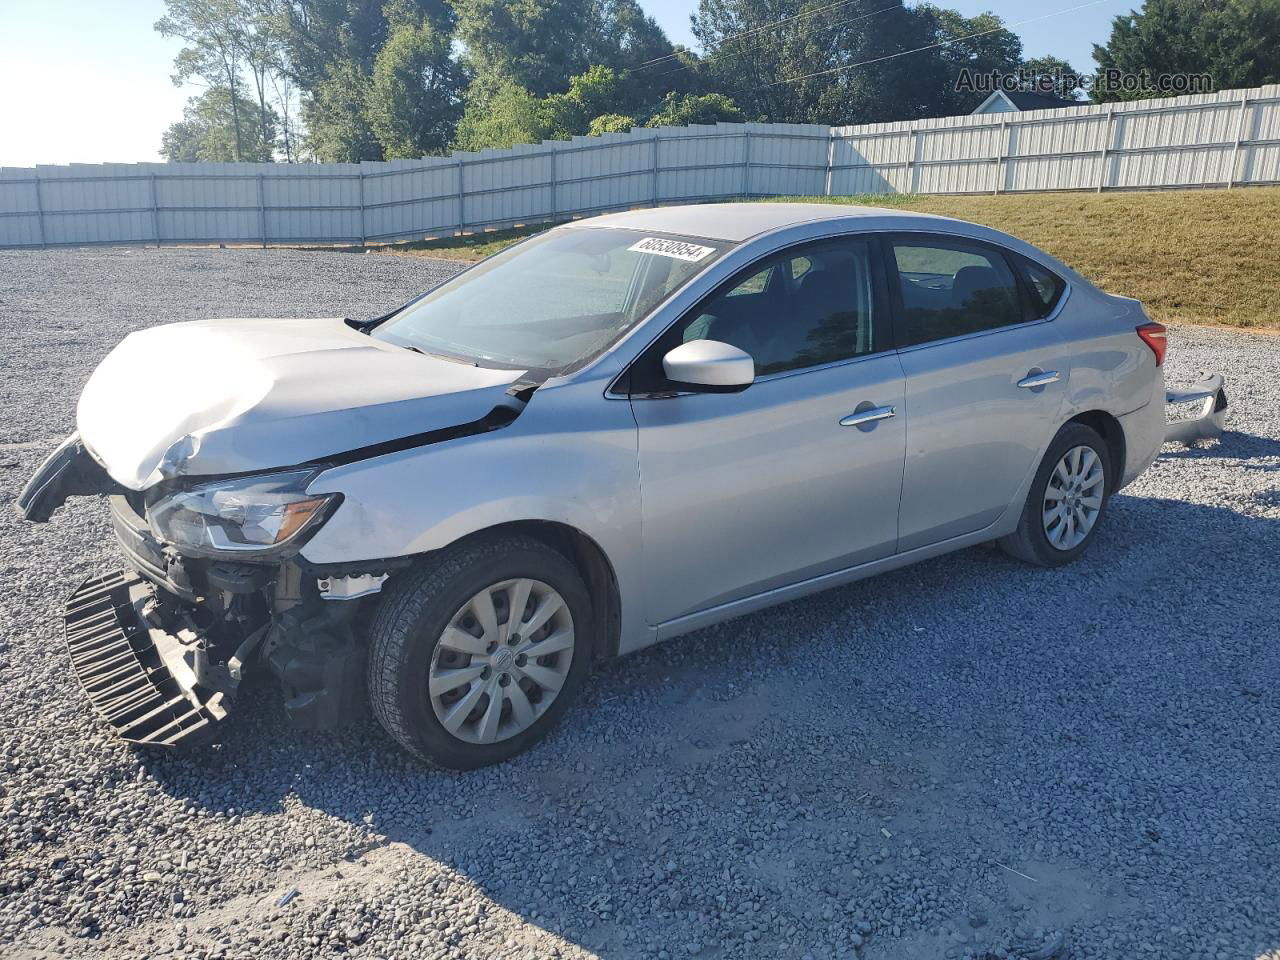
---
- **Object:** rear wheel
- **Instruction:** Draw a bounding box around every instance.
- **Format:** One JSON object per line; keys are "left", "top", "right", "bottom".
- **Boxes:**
{"left": 367, "top": 534, "right": 593, "bottom": 769}
{"left": 999, "top": 422, "right": 1112, "bottom": 567}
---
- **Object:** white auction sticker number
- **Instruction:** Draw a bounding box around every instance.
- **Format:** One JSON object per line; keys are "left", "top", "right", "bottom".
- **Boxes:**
{"left": 627, "top": 237, "right": 717, "bottom": 262}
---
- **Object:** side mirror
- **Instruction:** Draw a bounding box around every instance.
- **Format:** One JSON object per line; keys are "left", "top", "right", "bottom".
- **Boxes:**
{"left": 662, "top": 339, "right": 755, "bottom": 393}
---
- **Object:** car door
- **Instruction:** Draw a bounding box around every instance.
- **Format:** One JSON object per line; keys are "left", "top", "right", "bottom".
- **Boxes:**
{"left": 885, "top": 234, "right": 1070, "bottom": 552}
{"left": 623, "top": 235, "right": 907, "bottom": 627}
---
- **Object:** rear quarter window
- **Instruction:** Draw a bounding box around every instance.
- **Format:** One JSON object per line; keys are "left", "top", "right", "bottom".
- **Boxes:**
{"left": 1017, "top": 256, "right": 1067, "bottom": 318}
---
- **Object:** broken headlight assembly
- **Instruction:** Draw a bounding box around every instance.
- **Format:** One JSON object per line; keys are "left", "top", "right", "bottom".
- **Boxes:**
{"left": 146, "top": 469, "right": 340, "bottom": 559}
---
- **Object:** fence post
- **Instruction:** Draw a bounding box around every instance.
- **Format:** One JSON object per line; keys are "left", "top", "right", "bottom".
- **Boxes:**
{"left": 908, "top": 129, "right": 921, "bottom": 193}
{"left": 33, "top": 170, "right": 47, "bottom": 248}
{"left": 824, "top": 127, "right": 837, "bottom": 196}
{"left": 549, "top": 147, "right": 558, "bottom": 219}
{"left": 1227, "top": 92, "right": 1251, "bottom": 188}
{"left": 256, "top": 173, "right": 267, "bottom": 247}
{"left": 1096, "top": 106, "right": 1115, "bottom": 192}
{"left": 651, "top": 133, "right": 661, "bottom": 207}
{"left": 456, "top": 157, "right": 466, "bottom": 232}
{"left": 358, "top": 169, "right": 366, "bottom": 246}
{"left": 994, "top": 118, "right": 1008, "bottom": 194}
{"left": 741, "top": 129, "right": 752, "bottom": 198}
{"left": 149, "top": 171, "right": 161, "bottom": 247}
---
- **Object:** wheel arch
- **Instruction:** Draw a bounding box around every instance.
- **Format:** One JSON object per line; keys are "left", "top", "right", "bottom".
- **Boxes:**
{"left": 1066, "top": 409, "right": 1125, "bottom": 494}
{"left": 438, "top": 520, "right": 622, "bottom": 664}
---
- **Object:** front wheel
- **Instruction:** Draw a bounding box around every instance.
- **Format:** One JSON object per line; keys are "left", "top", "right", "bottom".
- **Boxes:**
{"left": 367, "top": 535, "right": 593, "bottom": 769}
{"left": 999, "top": 422, "right": 1112, "bottom": 567}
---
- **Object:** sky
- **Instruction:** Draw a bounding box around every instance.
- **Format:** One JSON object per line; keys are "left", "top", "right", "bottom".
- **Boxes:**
{"left": 0, "top": 0, "right": 1130, "bottom": 168}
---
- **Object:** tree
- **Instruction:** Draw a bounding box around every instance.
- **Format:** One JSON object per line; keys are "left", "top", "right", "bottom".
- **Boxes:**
{"left": 588, "top": 113, "right": 637, "bottom": 135}
{"left": 454, "top": 78, "right": 550, "bottom": 150}
{"left": 456, "top": 66, "right": 637, "bottom": 149}
{"left": 366, "top": 19, "right": 465, "bottom": 157}
{"left": 234, "top": 0, "right": 282, "bottom": 160}
{"left": 161, "top": 86, "right": 278, "bottom": 161}
{"left": 926, "top": 6, "right": 1024, "bottom": 114}
{"left": 646, "top": 92, "right": 744, "bottom": 126}
{"left": 267, "top": 0, "right": 459, "bottom": 160}
{"left": 1020, "top": 55, "right": 1080, "bottom": 99}
{"left": 541, "top": 66, "right": 626, "bottom": 138}
{"left": 269, "top": 68, "right": 300, "bottom": 161}
{"left": 271, "top": 0, "right": 452, "bottom": 90}
{"left": 689, "top": 0, "right": 1058, "bottom": 123}
{"left": 691, "top": 0, "right": 950, "bottom": 125}
{"left": 156, "top": 0, "right": 251, "bottom": 160}
{"left": 453, "top": 0, "right": 596, "bottom": 96}
{"left": 453, "top": 0, "right": 684, "bottom": 104}
{"left": 1092, "top": 0, "right": 1280, "bottom": 101}
{"left": 158, "top": 0, "right": 310, "bottom": 161}
{"left": 585, "top": 0, "right": 693, "bottom": 107}
{"left": 304, "top": 61, "right": 383, "bottom": 161}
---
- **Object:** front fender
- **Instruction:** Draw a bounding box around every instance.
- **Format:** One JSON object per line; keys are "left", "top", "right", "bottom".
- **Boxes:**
{"left": 299, "top": 378, "right": 647, "bottom": 645}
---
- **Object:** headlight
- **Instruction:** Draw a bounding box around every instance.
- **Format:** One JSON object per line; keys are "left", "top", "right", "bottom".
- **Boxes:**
{"left": 146, "top": 469, "right": 339, "bottom": 558}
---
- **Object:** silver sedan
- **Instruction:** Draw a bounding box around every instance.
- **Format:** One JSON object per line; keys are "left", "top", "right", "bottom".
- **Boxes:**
{"left": 20, "top": 203, "right": 1224, "bottom": 768}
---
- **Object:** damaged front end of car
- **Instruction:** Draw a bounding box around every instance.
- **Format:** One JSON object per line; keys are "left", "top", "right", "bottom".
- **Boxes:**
{"left": 17, "top": 436, "right": 404, "bottom": 748}
{"left": 13, "top": 310, "right": 544, "bottom": 749}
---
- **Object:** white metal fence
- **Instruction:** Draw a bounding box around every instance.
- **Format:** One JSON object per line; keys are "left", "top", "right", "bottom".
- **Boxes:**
{"left": 3, "top": 83, "right": 1278, "bottom": 249}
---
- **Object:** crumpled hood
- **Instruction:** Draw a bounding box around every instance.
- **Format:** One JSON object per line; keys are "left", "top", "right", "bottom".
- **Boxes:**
{"left": 78, "top": 317, "right": 522, "bottom": 490}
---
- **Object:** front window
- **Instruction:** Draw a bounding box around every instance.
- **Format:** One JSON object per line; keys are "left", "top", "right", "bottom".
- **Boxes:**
{"left": 674, "top": 237, "right": 883, "bottom": 376}
{"left": 373, "top": 227, "right": 728, "bottom": 371}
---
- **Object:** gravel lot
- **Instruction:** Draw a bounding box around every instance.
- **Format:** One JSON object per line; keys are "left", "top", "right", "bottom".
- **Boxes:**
{"left": 1, "top": 247, "right": 1278, "bottom": 960}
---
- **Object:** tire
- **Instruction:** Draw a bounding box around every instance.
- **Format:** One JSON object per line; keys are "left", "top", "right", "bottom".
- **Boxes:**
{"left": 998, "top": 422, "right": 1113, "bottom": 568}
{"left": 367, "top": 534, "right": 593, "bottom": 769}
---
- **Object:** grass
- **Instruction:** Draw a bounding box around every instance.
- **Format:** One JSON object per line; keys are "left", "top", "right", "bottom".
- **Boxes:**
{"left": 378, "top": 223, "right": 553, "bottom": 261}
{"left": 379, "top": 186, "right": 1280, "bottom": 330}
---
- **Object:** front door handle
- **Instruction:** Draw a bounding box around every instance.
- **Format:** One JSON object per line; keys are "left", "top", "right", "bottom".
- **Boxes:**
{"left": 840, "top": 405, "right": 896, "bottom": 427}
{"left": 1017, "top": 370, "right": 1061, "bottom": 389}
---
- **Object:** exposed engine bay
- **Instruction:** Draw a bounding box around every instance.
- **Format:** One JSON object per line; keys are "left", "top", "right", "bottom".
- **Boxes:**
{"left": 60, "top": 488, "right": 406, "bottom": 747}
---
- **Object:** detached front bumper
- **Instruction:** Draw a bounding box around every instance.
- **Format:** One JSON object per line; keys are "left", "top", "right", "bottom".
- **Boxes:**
{"left": 64, "top": 571, "right": 234, "bottom": 748}
{"left": 64, "top": 563, "right": 369, "bottom": 749}
{"left": 1165, "top": 373, "right": 1228, "bottom": 445}
{"left": 24, "top": 435, "right": 381, "bottom": 751}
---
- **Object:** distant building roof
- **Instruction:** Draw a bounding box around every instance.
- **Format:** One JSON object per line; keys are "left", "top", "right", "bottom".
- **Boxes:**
{"left": 971, "top": 90, "right": 1081, "bottom": 114}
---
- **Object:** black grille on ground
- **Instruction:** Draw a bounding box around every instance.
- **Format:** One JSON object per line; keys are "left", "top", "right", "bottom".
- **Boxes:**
{"left": 64, "top": 570, "right": 220, "bottom": 748}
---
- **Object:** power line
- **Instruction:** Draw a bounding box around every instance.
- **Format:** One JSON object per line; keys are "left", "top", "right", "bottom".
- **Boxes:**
{"left": 634, "top": 1, "right": 905, "bottom": 83}
{"left": 629, "top": 0, "right": 900, "bottom": 75}
{"left": 764, "top": 0, "right": 1111, "bottom": 87}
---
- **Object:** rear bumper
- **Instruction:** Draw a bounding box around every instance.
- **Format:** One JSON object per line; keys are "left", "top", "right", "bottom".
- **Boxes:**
{"left": 1165, "top": 373, "right": 1228, "bottom": 445}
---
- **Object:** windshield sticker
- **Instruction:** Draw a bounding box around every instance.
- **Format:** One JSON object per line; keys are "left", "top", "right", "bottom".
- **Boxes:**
{"left": 627, "top": 237, "right": 717, "bottom": 262}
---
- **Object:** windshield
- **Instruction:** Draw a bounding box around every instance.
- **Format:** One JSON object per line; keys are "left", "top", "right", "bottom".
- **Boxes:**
{"left": 372, "top": 227, "right": 728, "bottom": 371}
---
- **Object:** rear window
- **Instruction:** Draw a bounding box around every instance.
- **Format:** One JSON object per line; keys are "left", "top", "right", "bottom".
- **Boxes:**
{"left": 889, "top": 239, "right": 1023, "bottom": 347}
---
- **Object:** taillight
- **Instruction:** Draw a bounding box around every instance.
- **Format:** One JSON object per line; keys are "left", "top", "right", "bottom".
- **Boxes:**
{"left": 1137, "top": 322, "right": 1167, "bottom": 366}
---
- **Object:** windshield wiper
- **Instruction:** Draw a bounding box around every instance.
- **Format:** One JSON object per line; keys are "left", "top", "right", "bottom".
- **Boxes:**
{"left": 401, "top": 344, "right": 480, "bottom": 366}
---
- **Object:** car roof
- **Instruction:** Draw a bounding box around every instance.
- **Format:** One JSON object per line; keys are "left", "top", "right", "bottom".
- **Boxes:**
{"left": 569, "top": 202, "right": 955, "bottom": 243}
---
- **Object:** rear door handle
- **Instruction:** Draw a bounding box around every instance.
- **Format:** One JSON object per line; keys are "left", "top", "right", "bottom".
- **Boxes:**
{"left": 840, "top": 405, "right": 896, "bottom": 427}
{"left": 1017, "top": 370, "right": 1061, "bottom": 389}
